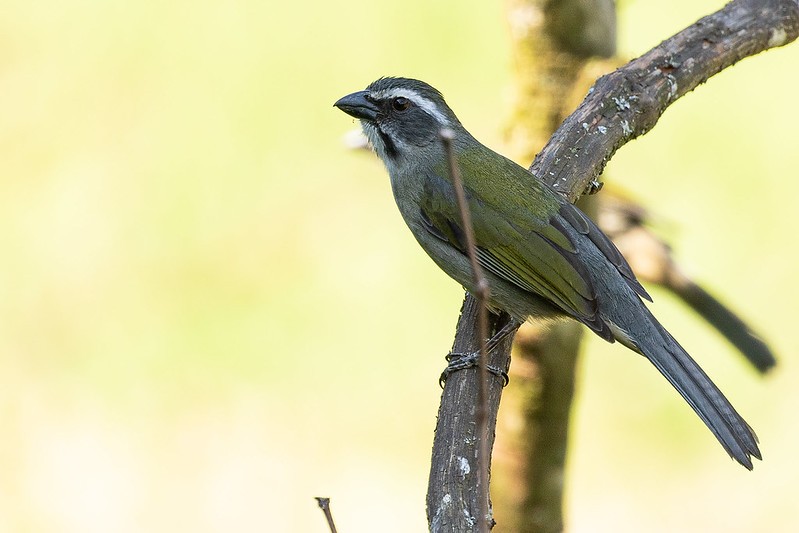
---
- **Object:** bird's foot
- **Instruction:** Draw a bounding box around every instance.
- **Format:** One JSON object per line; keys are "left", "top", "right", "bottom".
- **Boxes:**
{"left": 437, "top": 318, "right": 522, "bottom": 387}
{"left": 439, "top": 351, "right": 509, "bottom": 387}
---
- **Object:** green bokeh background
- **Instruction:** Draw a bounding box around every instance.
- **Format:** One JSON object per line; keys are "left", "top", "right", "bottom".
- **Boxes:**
{"left": 1, "top": 0, "right": 797, "bottom": 531}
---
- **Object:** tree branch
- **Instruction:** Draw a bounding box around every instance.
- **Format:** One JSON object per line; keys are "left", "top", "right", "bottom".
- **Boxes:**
{"left": 427, "top": 303, "right": 514, "bottom": 532}
{"left": 598, "top": 193, "right": 777, "bottom": 372}
{"left": 427, "top": 0, "right": 799, "bottom": 530}
{"left": 534, "top": 0, "right": 799, "bottom": 197}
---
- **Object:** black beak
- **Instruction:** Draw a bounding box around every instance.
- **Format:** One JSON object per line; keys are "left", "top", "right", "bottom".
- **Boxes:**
{"left": 334, "top": 90, "right": 379, "bottom": 121}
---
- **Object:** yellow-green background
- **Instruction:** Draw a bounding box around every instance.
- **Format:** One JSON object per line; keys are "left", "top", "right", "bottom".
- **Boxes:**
{"left": 1, "top": 0, "right": 796, "bottom": 531}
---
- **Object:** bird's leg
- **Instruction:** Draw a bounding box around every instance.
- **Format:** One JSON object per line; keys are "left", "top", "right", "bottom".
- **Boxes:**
{"left": 485, "top": 318, "right": 522, "bottom": 352}
{"left": 439, "top": 319, "right": 522, "bottom": 387}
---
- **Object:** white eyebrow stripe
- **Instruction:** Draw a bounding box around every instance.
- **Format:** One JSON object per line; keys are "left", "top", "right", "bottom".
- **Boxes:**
{"left": 372, "top": 87, "right": 451, "bottom": 127}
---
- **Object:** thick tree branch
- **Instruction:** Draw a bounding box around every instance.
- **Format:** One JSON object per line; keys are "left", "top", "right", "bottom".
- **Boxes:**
{"left": 427, "top": 303, "right": 514, "bottom": 532}
{"left": 427, "top": 0, "right": 799, "bottom": 531}
{"left": 534, "top": 0, "right": 799, "bottom": 197}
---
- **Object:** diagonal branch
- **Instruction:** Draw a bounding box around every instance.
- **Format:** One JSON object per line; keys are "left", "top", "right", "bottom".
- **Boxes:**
{"left": 533, "top": 0, "right": 799, "bottom": 196}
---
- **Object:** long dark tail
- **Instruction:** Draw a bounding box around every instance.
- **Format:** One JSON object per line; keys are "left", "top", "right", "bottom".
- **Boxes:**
{"left": 614, "top": 307, "right": 761, "bottom": 469}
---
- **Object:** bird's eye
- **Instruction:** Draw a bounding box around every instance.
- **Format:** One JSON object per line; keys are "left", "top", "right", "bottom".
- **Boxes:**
{"left": 392, "top": 97, "right": 411, "bottom": 111}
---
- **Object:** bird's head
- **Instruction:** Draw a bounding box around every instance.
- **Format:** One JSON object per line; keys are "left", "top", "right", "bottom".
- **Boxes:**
{"left": 334, "top": 77, "right": 466, "bottom": 172}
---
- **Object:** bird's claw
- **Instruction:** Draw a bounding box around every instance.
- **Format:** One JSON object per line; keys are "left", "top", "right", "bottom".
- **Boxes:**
{"left": 439, "top": 351, "right": 510, "bottom": 388}
{"left": 583, "top": 179, "right": 604, "bottom": 195}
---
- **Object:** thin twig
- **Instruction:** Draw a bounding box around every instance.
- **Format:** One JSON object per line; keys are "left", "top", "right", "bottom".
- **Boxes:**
{"left": 314, "top": 497, "right": 338, "bottom": 533}
{"left": 440, "top": 128, "right": 492, "bottom": 532}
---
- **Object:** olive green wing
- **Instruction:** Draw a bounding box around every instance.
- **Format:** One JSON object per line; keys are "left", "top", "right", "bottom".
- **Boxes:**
{"left": 420, "top": 172, "right": 616, "bottom": 340}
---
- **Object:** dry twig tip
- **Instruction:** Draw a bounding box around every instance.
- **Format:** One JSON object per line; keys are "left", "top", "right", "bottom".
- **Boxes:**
{"left": 314, "top": 497, "right": 339, "bottom": 533}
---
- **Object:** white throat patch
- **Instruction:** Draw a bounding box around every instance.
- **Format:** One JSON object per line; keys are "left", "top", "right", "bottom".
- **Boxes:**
{"left": 371, "top": 87, "right": 451, "bottom": 127}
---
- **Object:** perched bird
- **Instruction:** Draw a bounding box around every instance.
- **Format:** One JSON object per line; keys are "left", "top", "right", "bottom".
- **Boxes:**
{"left": 335, "top": 77, "right": 760, "bottom": 469}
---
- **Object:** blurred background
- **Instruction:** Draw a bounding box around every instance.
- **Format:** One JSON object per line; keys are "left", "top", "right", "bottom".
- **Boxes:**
{"left": 1, "top": 0, "right": 797, "bottom": 531}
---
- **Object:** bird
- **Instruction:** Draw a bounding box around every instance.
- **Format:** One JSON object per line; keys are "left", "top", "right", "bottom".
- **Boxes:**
{"left": 334, "top": 76, "right": 761, "bottom": 469}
